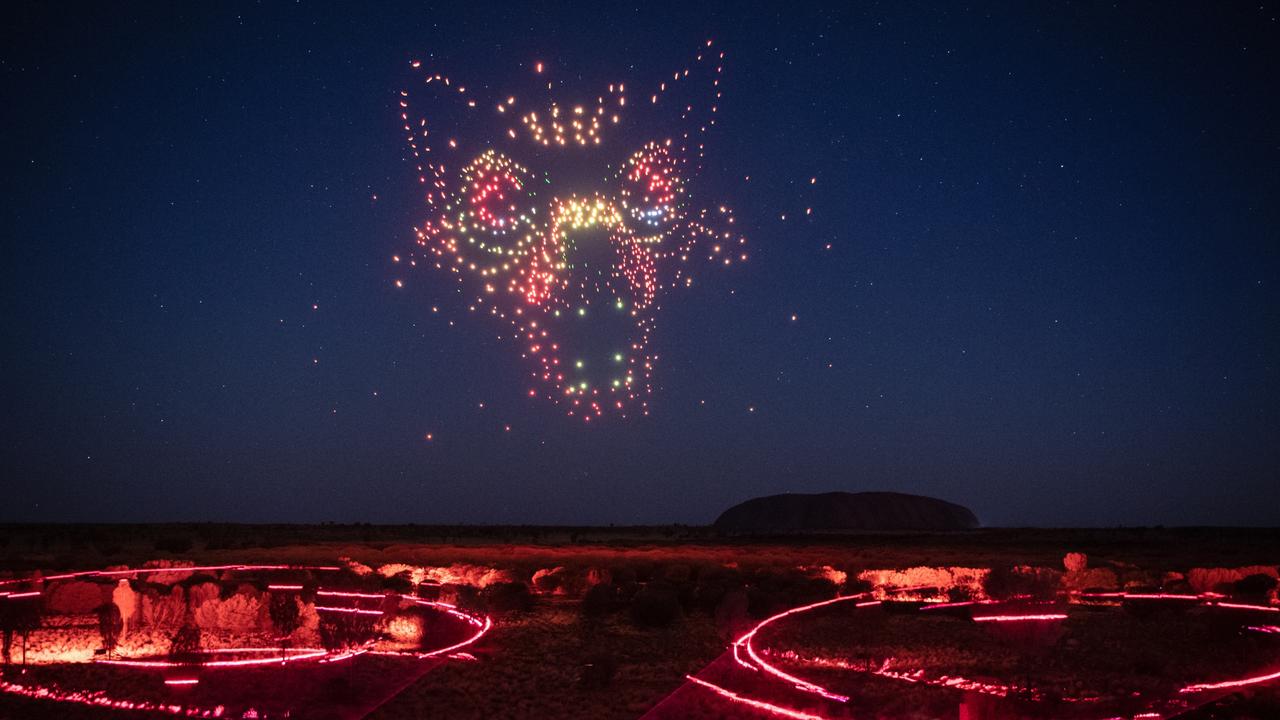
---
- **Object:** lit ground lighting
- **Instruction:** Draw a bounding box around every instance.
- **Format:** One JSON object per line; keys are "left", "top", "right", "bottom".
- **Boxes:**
{"left": 96, "top": 647, "right": 332, "bottom": 669}
{"left": 0, "top": 565, "right": 494, "bottom": 717}
{"left": 686, "top": 590, "right": 1280, "bottom": 720}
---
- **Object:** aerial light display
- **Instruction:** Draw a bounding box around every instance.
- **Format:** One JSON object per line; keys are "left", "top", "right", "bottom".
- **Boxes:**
{"left": 397, "top": 41, "right": 746, "bottom": 420}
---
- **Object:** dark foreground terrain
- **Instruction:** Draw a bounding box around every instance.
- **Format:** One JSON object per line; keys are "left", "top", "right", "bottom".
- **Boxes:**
{"left": 1, "top": 524, "right": 1278, "bottom": 719}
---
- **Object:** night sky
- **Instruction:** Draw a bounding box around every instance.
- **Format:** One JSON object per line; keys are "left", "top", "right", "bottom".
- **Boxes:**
{"left": 3, "top": 3, "right": 1277, "bottom": 527}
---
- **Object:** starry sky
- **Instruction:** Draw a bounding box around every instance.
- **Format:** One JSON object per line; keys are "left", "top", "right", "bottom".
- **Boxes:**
{"left": 3, "top": 2, "right": 1277, "bottom": 527}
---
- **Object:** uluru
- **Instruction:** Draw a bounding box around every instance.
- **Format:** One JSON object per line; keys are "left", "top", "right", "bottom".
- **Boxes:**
{"left": 713, "top": 491, "right": 980, "bottom": 532}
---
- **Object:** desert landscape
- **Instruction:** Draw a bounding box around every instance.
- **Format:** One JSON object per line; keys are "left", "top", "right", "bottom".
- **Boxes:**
{"left": 2, "top": 524, "right": 1278, "bottom": 719}
{"left": 6, "top": 4, "right": 1278, "bottom": 717}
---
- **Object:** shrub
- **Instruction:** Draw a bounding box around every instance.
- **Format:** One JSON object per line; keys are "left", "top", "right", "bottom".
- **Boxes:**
{"left": 984, "top": 566, "right": 1059, "bottom": 601}
{"left": 319, "top": 612, "right": 374, "bottom": 651}
{"left": 169, "top": 623, "right": 203, "bottom": 664}
{"left": 662, "top": 564, "right": 692, "bottom": 584}
{"left": 1235, "top": 573, "right": 1278, "bottom": 598}
{"left": 630, "top": 582, "right": 682, "bottom": 628}
{"left": 581, "top": 583, "right": 617, "bottom": 618}
{"left": 381, "top": 572, "right": 414, "bottom": 595}
{"left": 0, "top": 596, "right": 41, "bottom": 665}
{"left": 482, "top": 582, "right": 533, "bottom": 614}
{"left": 269, "top": 593, "right": 301, "bottom": 640}
{"left": 96, "top": 603, "right": 123, "bottom": 658}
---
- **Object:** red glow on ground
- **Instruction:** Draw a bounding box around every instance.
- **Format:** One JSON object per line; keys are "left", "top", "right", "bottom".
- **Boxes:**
{"left": 314, "top": 605, "right": 384, "bottom": 616}
{"left": 97, "top": 647, "right": 330, "bottom": 669}
{"left": 688, "top": 588, "right": 1280, "bottom": 720}
{"left": 1181, "top": 669, "right": 1280, "bottom": 693}
{"left": 972, "top": 613, "right": 1068, "bottom": 623}
{"left": 1, "top": 676, "right": 225, "bottom": 717}
{"left": 684, "top": 674, "right": 828, "bottom": 720}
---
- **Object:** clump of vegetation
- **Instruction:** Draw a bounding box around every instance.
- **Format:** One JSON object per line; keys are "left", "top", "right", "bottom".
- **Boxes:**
{"left": 1234, "top": 573, "right": 1278, "bottom": 599}
{"left": 630, "top": 582, "right": 682, "bottom": 627}
{"left": 481, "top": 581, "right": 534, "bottom": 614}
{"left": 269, "top": 591, "right": 301, "bottom": 654}
{"left": 382, "top": 571, "right": 415, "bottom": 594}
{"left": 984, "top": 565, "right": 1060, "bottom": 601}
{"left": 319, "top": 611, "right": 376, "bottom": 651}
{"left": 1, "top": 595, "right": 42, "bottom": 665}
{"left": 96, "top": 602, "right": 123, "bottom": 659}
{"left": 580, "top": 583, "right": 617, "bottom": 618}
{"left": 169, "top": 622, "right": 203, "bottom": 664}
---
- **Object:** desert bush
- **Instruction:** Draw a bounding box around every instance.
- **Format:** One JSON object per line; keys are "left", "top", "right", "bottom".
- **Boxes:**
{"left": 691, "top": 576, "right": 731, "bottom": 614}
{"left": 662, "top": 564, "right": 692, "bottom": 583}
{"left": 180, "top": 573, "right": 219, "bottom": 590}
{"left": 481, "top": 581, "right": 533, "bottom": 614}
{"left": 791, "top": 577, "right": 838, "bottom": 607}
{"left": 984, "top": 565, "right": 1059, "bottom": 601}
{"left": 531, "top": 567, "right": 568, "bottom": 594}
{"left": 169, "top": 623, "right": 203, "bottom": 663}
{"left": 610, "top": 566, "right": 638, "bottom": 585}
{"left": 630, "top": 582, "right": 682, "bottom": 628}
{"left": 580, "top": 583, "right": 617, "bottom": 618}
{"left": 1, "top": 595, "right": 42, "bottom": 665}
{"left": 714, "top": 588, "right": 751, "bottom": 640}
{"left": 381, "top": 572, "right": 414, "bottom": 595}
{"left": 319, "top": 612, "right": 375, "bottom": 651}
{"left": 96, "top": 602, "right": 123, "bottom": 658}
{"left": 746, "top": 585, "right": 787, "bottom": 619}
{"left": 269, "top": 593, "right": 301, "bottom": 639}
{"left": 1234, "top": 573, "right": 1278, "bottom": 598}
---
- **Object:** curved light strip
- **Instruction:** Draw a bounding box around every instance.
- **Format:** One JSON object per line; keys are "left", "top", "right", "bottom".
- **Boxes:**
{"left": 96, "top": 647, "right": 330, "bottom": 669}
{"left": 1, "top": 564, "right": 342, "bottom": 588}
{"left": 736, "top": 594, "right": 878, "bottom": 702}
{"left": 972, "top": 613, "right": 1068, "bottom": 623}
{"left": 684, "top": 675, "right": 828, "bottom": 720}
{"left": 0, "top": 677, "right": 225, "bottom": 717}
{"left": 696, "top": 590, "right": 1280, "bottom": 720}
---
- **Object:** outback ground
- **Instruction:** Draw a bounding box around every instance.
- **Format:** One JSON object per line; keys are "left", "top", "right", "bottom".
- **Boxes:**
{"left": 1, "top": 525, "right": 1279, "bottom": 719}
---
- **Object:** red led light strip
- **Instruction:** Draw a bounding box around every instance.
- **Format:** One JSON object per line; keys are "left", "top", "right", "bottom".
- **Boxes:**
{"left": 1180, "top": 669, "right": 1280, "bottom": 693}
{"left": 972, "top": 613, "right": 1068, "bottom": 623}
{"left": 683, "top": 674, "right": 828, "bottom": 720}
{"left": 393, "top": 596, "right": 493, "bottom": 658}
{"left": 693, "top": 589, "right": 1280, "bottom": 720}
{"left": 0, "top": 677, "right": 225, "bottom": 717}
{"left": 735, "top": 594, "right": 882, "bottom": 703}
{"left": 1, "top": 565, "right": 495, "bottom": 717}
{"left": 0, "top": 564, "right": 342, "bottom": 588}
{"left": 96, "top": 647, "right": 330, "bottom": 669}
{"left": 316, "top": 589, "right": 387, "bottom": 599}
{"left": 314, "top": 605, "right": 384, "bottom": 616}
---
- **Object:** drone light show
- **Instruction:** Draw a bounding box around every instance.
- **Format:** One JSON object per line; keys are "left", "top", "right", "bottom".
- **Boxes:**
{"left": 396, "top": 41, "right": 745, "bottom": 420}
{"left": 7, "top": 1, "right": 1280, "bottom": 718}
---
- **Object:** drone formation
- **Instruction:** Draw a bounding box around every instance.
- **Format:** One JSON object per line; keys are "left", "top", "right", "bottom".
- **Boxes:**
{"left": 397, "top": 41, "right": 746, "bottom": 421}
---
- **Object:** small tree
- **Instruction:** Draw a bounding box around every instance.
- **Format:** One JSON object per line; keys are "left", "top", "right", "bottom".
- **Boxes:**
{"left": 169, "top": 622, "right": 203, "bottom": 664}
{"left": 0, "top": 601, "right": 15, "bottom": 665}
{"left": 269, "top": 592, "right": 301, "bottom": 659}
{"left": 14, "top": 600, "right": 41, "bottom": 667}
{"left": 318, "top": 612, "right": 375, "bottom": 653}
{"left": 97, "top": 602, "right": 124, "bottom": 658}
